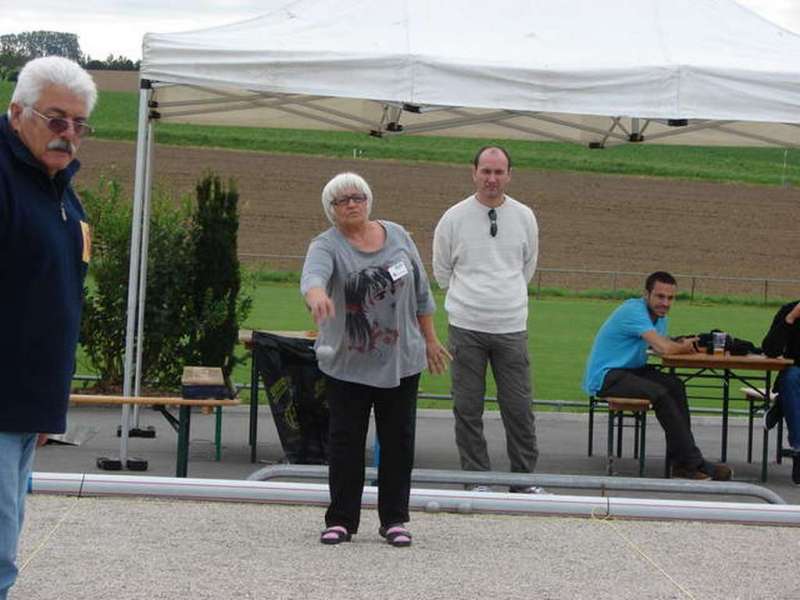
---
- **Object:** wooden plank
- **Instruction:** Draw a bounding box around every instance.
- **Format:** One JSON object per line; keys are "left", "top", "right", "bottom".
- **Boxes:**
{"left": 661, "top": 353, "right": 793, "bottom": 371}
{"left": 602, "top": 397, "right": 651, "bottom": 411}
{"left": 182, "top": 366, "right": 225, "bottom": 387}
{"left": 70, "top": 394, "right": 239, "bottom": 407}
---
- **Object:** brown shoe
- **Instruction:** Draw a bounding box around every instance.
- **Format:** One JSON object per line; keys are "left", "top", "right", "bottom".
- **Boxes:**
{"left": 710, "top": 463, "right": 733, "bottom": 481}
{"left": 671, "top": 464, "right": 712, "bottom": 480}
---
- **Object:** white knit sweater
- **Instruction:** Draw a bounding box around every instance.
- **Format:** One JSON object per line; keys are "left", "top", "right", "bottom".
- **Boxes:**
{"left": 433, "top": 194, "right": 538, "bottom": 334}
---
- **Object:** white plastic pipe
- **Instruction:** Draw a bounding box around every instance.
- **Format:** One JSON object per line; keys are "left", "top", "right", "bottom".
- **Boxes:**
{"left": 31, "top": 472, "right": 800, "bottom": 527}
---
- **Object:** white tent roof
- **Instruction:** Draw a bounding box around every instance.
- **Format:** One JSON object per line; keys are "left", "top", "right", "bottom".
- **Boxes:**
{"left": 139, "top": 0, "right": 800, "bottom": 146}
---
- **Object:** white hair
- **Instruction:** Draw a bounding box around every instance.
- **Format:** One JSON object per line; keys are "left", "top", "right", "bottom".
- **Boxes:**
{"left": 9, "top": 56, "right": 97, "bottom": 117}
{"left": 320, "top": 172, "right": 373, "bottom": 224}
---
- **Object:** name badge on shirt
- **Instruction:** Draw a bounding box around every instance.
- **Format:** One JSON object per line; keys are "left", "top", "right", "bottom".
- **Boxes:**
{"left": 80, "top": 221, "right": 92, "bottom": 263}
{"left": 388, "top": 261, "right": 408, "bottom": 281}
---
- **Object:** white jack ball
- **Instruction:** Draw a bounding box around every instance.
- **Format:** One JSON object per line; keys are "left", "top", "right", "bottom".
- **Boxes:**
{"left": 315, "top": 345, "right": 335, "bottom": 360}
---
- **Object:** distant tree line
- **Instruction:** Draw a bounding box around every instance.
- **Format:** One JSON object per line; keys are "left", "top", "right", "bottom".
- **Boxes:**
{"left": 0, "top": 30, "right": 139, "bottom": 80}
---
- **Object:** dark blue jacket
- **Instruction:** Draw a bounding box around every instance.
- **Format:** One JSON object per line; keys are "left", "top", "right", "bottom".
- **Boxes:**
{"left": 0, "top": 115, "right": 88, "bottom": 433}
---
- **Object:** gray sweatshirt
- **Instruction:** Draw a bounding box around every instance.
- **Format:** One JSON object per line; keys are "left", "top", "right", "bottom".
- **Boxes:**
{"left": 300, "top": 220, "right": 436, "bottom": 388}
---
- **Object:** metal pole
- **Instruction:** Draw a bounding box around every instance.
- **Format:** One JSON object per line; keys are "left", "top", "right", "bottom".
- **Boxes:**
{"left": 32, "top": 472, "right": 798, "bottom": 525}
{"left": 120, "top": 83, "right": 153, "bottom": 465}
{"left": 132, "top": 119, "right": 155, "bottom": 426}
{"left": 246, "top": 465, "right": 787, "bottom": 505}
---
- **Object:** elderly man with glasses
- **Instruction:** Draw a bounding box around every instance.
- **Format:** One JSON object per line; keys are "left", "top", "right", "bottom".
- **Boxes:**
{"left": 433, "top": 145, "right": 541, "bottom": 493}
{"left": 0, "top": 56, "right": 96, "bottom": 599}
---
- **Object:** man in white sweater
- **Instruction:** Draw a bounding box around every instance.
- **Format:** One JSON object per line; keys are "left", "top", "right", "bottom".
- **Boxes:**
{"left": 433, "top": 146, "right": 541, "bottom": 492}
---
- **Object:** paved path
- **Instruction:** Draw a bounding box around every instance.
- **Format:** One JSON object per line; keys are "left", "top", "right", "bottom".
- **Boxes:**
{"left": 33, "top": 405, "right": 800, "bottom": 503}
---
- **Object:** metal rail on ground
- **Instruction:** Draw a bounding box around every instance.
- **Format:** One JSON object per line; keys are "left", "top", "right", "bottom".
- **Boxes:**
{"left": 32, "top": 472, "right": 800, "bottom": 526}
{"left": 246, "top": 465, "right": 786, "bottom": 505}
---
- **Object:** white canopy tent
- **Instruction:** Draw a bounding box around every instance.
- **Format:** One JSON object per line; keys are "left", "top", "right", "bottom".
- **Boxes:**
{"left": 117, "top": 0, "right": 800, "bottom": 464}
{"left": 139, "top": 0, "right": 800, "bottom": 146}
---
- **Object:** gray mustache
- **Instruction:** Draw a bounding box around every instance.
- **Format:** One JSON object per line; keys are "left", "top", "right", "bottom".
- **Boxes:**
{"left": 47, "top": 139, "right": 75, "bottom": 154}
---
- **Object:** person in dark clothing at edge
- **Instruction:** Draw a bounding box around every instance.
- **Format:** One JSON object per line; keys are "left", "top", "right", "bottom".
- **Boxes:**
{"left": 762, "top": 300, "right": 800, "bottom": 485}
{"left": 0, "top": 56, "right": 97, "bottom": 599}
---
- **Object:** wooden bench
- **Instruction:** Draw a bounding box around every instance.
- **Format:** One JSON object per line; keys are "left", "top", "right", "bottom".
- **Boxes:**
{"left": 70, "top": 394, "right": 239, "bottom": 477}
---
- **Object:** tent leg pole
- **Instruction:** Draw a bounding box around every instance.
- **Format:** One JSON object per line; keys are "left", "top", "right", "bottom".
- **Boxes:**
{"left": 132, "top": 117, "right": 156, "bottom": 430}
{"left": 120, "top": 86, "right": 153, "bottom": 467}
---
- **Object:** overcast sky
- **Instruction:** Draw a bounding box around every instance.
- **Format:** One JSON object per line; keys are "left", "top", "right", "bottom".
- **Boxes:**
{"left": 3, "top": 0, "right": 800, "bottom": 61}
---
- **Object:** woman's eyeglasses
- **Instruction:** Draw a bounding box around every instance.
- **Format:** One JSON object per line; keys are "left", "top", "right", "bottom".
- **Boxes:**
{"left": 488, "top": 208, "right": 498, "bottom": 237}
{"left": 30, "top": 108, "right": 94, "bottom": 138}
{"left": 331, "top": 194, "right": 368, "bottom": 207}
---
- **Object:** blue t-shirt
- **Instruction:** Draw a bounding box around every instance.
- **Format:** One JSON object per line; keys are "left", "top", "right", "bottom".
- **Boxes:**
{"left": 582, "top": 298, "right": 667, "bottom": 395}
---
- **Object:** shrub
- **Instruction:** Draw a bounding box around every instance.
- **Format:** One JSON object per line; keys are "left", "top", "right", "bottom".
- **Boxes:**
{"left": 79, "top": 173, "right": 251, "bottom": 390}
{"left": 184, "top": 174, "right": 252, "bottom": 378}
{"left": 80, "top": 178, "right": 193, "bottom": 389}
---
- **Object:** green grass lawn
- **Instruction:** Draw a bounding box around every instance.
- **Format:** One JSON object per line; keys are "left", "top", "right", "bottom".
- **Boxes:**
{"left": 2, "top": 82, "right": 797, "bottom": 187}
{"left": 186, "top": 282, "right": 779, "bottom": 410}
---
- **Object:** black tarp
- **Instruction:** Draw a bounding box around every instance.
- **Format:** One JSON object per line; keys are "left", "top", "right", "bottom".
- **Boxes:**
{"left": 252, "top": 331, "right": 328, "bottom": 464}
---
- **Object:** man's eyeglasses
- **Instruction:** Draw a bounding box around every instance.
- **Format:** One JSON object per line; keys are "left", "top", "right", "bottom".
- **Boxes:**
{"left": 331, "top": 193, "right": 368, "bottom": 207}
{"left": 488, "top": 208, "right": 498, "bottom": 237}
{"left": 30, "top": 108, "right": 94, "bottom": 138}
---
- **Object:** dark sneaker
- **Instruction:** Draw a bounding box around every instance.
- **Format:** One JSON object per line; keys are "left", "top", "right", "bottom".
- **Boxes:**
{"left": 671, "top": 464, "right": 712, "bottom": 480}
{"left": 764, "top": 397, "right": 783, "bottom": 431}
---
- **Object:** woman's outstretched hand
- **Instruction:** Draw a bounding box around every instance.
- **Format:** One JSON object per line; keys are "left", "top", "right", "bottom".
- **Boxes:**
{"left": 305, "top": 287, "right": 335, "bottom": 325}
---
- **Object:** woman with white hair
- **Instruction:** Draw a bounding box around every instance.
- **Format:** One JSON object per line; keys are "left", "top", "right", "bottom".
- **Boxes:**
{"left": 301, "top": 172, "right": 449, "bottom": 547}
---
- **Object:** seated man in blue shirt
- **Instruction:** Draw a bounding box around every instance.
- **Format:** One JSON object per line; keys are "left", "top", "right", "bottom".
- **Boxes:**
{"left": 582, "top": 271, "right": 732, "bottom": 481}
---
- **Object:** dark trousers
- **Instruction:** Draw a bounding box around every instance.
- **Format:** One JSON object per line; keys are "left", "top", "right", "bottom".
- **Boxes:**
{"left": 324, "top": 373, "right": 419, "bottom": 533}
{"left": 598, "top": 366, "right": 704, "bottom": 469}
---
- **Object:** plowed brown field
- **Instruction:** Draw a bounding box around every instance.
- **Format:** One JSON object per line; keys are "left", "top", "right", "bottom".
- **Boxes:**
{"left": 74, "top": 138, "right": 800, "bottom": 296}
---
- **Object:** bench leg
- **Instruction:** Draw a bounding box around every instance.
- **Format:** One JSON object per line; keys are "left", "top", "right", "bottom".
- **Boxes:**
{"left": 249, "top": 355, "right": 259, "bottom": 463}
{"left": 215, "top": 406, "right": 223, "bottom": 462}
{"left": 762, "top": 418, "right": 769, "bottom": 483}
{"left": 616, "top": 413, "right": 623, "bottom": 458}
{"left": 177, "top": 405, "right": 192, "bottom": 478}
{"left": 777, "top": 420, "right": 784, "bottom": 465}
{"left": 607, "top": 410, "right": 615, "bottom": 476}
{"left": 638, "top": 413, "right": 647, "bottom": 477}
{"left": 747, "top": 400, "right": 755, "bottom": 463}
{"left": 588, "top": 399, "right": 595, "bottom": 457}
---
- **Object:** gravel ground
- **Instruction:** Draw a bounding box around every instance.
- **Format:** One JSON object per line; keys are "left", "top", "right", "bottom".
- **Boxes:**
{"left": 15, "top": 494, "right": 800, "bottom": 600}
